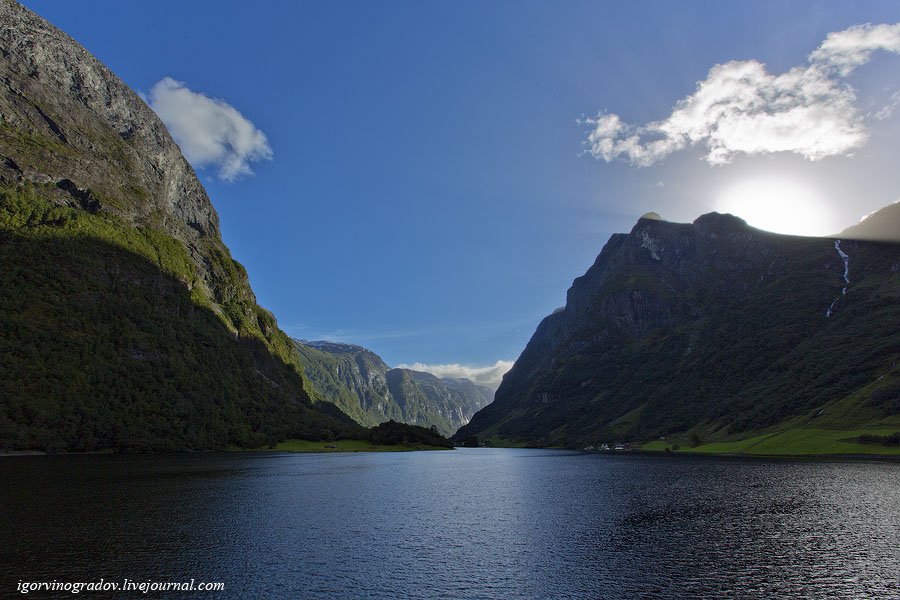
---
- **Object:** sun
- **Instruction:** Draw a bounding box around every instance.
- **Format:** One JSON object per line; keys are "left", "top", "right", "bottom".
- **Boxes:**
{"left": 714, "top": 177, "right": 836, "bottom": 237}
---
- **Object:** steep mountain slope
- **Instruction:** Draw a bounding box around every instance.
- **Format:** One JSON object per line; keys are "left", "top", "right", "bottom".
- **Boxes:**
{"left": 386, "top": 369, "right": 492, "bottom": 436}
{"left": 841, "top": 201, "right": 900, "bottom": 242}
{"left": 455, "top": 212, "right": 900, "bottom": 451}
{"left": 294, "top": 341, "right": 398, "bottom": 426}
{"left": 441, "top": 377, "right": 495, "bottom": 414}
{"left": 0, "top": 0, "right": 359, "bottom": 451}
{"left": 294, "top": 340, "right": 493, "bottom": 435}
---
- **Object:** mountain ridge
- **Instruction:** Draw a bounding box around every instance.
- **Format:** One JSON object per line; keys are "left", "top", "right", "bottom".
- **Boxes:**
{"left": 840, "top": 201, "right": 900, "bottom": 242}
{"left": 455, "top": 208, "right": 900, "bottom": 453}
{"left": 293, "top": 339, "right": 492, "bottom": 436}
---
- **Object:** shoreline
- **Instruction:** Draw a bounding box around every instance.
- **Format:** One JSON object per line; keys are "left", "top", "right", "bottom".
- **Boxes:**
{"left": 467, "top": 443, "right": 900, "bottom": 462}
{"left": 252, "top": 438, "right": 453, "bottom": 454}
{"left": 0, "top": 439, "right": 454, "bottom": 457}
{"left": 624, "top": 448, "right": 900, "bottom": 462}
{"left": 4, "top": 445, "right": 899, "bottom": 461}
{"left": 0, "top": 450, "right": 47, "bottom": 457}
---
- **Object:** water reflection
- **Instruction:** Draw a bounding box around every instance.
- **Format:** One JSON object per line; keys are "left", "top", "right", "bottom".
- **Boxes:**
{"left": 1, "top": 450, "right": 898, "bottom": 598}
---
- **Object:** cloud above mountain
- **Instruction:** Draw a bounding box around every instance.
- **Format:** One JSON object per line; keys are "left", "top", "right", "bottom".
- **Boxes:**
{"left": 148, "top": 77, "right": 272, "bottom": 181}
{"left": 397, "top": 360, "right": 514, "bottom": 390}
{"left": 584, "top": 23, "right": 900, "bottom": 166}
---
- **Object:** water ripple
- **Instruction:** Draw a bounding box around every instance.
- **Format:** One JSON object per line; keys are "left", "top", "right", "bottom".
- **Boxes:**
{"left": 1, "top": 450, "right": 898, "bottom": 599}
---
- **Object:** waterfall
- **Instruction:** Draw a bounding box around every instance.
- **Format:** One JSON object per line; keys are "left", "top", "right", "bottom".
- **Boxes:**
{"left": 825, "top": 240, "right": 850, "bottom": 317}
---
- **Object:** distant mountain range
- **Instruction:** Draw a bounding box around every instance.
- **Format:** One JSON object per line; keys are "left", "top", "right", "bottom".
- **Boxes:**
{"left": 294, "top": 340, "right": 492, "bottom": 436}
{"left": 456, "top": 209, "right": 900, "bottom": 454}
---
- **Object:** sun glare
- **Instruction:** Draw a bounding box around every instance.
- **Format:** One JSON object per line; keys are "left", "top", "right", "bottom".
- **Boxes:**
{"left": 714, "top": 177, "right": 836, "bottom": 237}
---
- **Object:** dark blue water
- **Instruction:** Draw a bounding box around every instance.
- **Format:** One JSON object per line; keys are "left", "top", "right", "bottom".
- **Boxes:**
{"left": 2, "top": 449, "right": 899, "bottom": 598}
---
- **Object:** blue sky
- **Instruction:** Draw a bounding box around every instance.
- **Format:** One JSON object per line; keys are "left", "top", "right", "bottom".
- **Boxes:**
{"left": 23, "top": 1, "right": 900, "bottom": 383}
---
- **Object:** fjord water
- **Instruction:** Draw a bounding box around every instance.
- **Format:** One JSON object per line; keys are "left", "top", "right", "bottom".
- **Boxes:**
{"left": 2, "top": 450, "right": 898, "bottom": 599}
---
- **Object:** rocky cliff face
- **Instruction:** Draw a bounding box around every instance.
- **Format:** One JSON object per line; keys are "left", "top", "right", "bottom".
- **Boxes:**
{"left": 0, "top": 1, "right": 358, "bottom": 451}
{"left": 294, "top": 340, "right": 399, "bottom": 425}
{"left": 0, "top": 0, "right": 256, "bottom": 325}
{"left": 441, "top": 377, "right": 495, "bottom": 418}
{"left": 295, "top": 340, "right": 493, "bottom": 436}
{"left": 386, "top": 369, "right": 493, "bottom": 435}
{"left": 0, "top": 0, "right": 212, "bottom": 223}
{"left": 456, "top": 212, "right": 900, "bottom": 447}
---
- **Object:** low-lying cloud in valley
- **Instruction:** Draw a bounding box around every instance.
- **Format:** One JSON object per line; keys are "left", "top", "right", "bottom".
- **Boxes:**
{"left": 398, "top": 360, "right": 514, "bottom": 391}
{"left": 148, "top": 77, "right": 272, "bottom": 181}
{"left": 584, "top": 23, "right": 900, "bottom": 166}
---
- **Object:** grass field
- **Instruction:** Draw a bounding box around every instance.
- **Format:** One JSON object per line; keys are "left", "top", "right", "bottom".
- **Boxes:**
{"left": 641, "top": 427, "right": 900, "bottom": 456}
{"left": 260, "top": 439, "right": 452, "bottom": 453}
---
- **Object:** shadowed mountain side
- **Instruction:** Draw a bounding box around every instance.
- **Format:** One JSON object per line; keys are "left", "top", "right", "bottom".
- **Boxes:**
{"left": 0, "top": 1, "right": 361, "bottom": 451}
{"left": 455, "top": 213, "right": 900, "bottom": 448}
{"left": 0, "top": 187, "right": 360, "bottom": 452}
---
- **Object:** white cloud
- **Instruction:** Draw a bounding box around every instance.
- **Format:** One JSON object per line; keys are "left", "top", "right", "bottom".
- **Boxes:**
{"left": 584, "top": 23, "right": 900, "bottom": 167}
{"left": 148, "top": 77, "right": 272, "bottom": 182}
{"left": 873, "top": 91, "right": 900, "bottom": 120}
{"left": 397, "top": 360, "right": 514, "bottom": 390}
{"left": 809, "top": 23, "right": 900, "bottom": 75}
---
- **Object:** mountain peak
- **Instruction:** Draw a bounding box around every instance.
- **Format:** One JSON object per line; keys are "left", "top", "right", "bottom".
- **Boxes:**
{"left": 629, "top": 211, "right": 750, "bottom": 240}
{"left": 692, "top": 211, "right": 748, "bottom": 229}
{"left": 296, "top": 339, "right": 368, "bottom": 355}
{"left": 458, "top": 206, "right": 900, "bottom": 448}
{"left": 840, "top": 200, "right": 900, "bottom": 242}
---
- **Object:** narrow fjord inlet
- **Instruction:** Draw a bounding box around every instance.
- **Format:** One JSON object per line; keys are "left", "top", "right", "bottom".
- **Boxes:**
{"left": 2, "top": 0, "right": 900, "bottom": 598}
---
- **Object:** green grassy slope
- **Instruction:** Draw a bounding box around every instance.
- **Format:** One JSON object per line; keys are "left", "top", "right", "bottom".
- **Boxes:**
{"left": 641, "top": 365, "right": 900, "bottom": 456}
{"left": 0, "top": 185, "right": 361, "bottom": 451}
